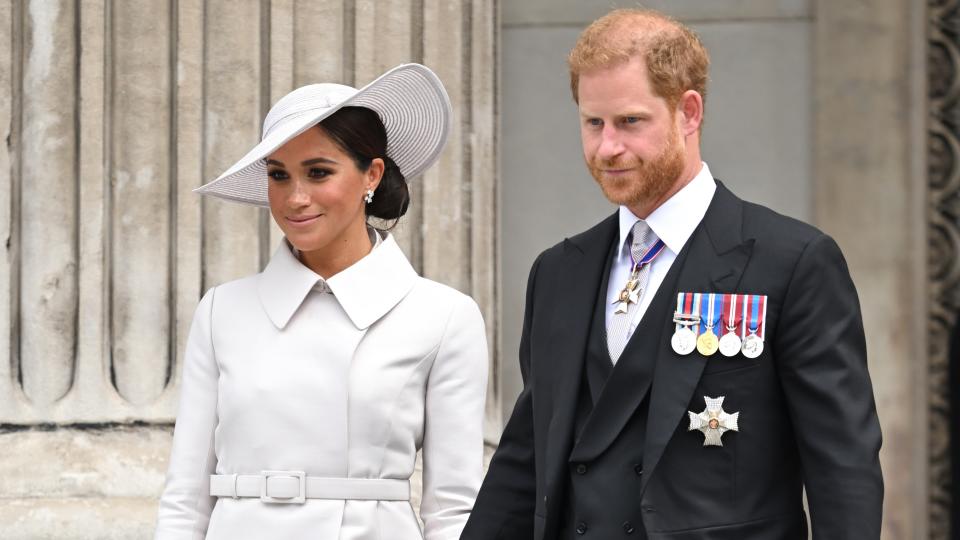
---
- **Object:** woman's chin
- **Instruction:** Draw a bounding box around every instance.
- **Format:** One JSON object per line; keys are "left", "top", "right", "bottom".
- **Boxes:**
{"left": 285, "top": 233, "right": 329, "bottom": 254}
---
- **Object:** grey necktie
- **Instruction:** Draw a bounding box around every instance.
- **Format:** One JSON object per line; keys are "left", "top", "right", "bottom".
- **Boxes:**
{"left": 607, "top": 220, "right": 657, "bottom": 362}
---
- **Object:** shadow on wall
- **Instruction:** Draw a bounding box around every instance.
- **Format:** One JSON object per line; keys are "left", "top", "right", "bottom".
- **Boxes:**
{"left": 951, "top": 314, "right": 960, "bottom": 533}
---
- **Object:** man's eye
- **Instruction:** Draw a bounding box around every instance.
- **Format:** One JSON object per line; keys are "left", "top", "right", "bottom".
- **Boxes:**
{"left": 623, "top": 117, "right": 640, "bottom": 124}
{"left": 267, "top": 170, "right": 288, "bottom": 180}
{"left": 586, "top": 118, "right": 603, "bottom": 127}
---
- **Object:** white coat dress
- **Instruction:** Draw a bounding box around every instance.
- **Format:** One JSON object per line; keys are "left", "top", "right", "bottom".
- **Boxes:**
{"left": 155, "top": 232, "right": 488, "bottom": 540}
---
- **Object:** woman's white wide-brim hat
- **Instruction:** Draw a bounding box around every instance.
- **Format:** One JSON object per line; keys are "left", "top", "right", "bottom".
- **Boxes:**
{"left": 195, "top": 63, "right": 452, "bottom": 207}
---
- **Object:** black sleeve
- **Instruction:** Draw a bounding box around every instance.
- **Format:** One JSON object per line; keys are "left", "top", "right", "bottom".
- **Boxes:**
{"left": 774, "top": 234, "right": 883, "bottom": 538}
{"left": 461, "top": 254, "right": 543, "bottom": 540}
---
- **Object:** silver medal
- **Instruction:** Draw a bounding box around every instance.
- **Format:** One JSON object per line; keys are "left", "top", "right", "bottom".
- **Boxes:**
{"left": 671, "top": 326, "right": 697, "bottom": 355}
{"left": 718, "top": 331, "right": 742, "bottom": 357}
{"left": 741, "top": 333, "right": 764, "bottom": 358}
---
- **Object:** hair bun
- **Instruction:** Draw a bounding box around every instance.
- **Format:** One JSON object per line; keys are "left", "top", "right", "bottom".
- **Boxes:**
{"left": 368, "top": 158, "right": 409, "bottom": 221}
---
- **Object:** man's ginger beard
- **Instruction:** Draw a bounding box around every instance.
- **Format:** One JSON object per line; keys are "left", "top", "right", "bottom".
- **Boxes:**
{"left": 588, "top": 121, "right": 685, "bottom": 210}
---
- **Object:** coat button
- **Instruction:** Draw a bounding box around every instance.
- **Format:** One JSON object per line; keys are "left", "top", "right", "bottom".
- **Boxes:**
{"left": 575, "top": 463, "right": 588, "bottom": 474}
{"left": 576, "top": 522, "right": 588, "bottom": 535}
{"left": 634, "top": 464, "right": 643, "bottom": 476}
{"left": 623, "top": 521, "right": 635, "bottom": 534}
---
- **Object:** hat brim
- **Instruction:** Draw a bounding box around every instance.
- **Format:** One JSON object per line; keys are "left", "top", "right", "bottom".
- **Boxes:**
{"left": 195, "top": 63, "right": 453, "bottom": 207}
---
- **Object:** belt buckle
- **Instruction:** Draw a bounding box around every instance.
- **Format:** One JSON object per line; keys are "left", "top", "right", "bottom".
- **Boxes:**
{"left": 260, "top": 470, "right": 306, "bottom": 504}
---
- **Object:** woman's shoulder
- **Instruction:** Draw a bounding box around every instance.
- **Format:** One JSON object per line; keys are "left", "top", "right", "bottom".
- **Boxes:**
{"left": 207, "top": 272, "right": 260, "bottom": 296}
{"left": 406, "top": 276, "right": 482, "bottom": 318}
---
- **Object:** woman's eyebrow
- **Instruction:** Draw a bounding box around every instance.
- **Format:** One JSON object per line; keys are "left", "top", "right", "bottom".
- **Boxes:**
{"left": 302, "top": 157, "right": 339, "bottom": 166}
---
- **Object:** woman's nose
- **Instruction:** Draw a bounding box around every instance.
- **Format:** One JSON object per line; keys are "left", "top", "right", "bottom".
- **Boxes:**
{"left": 287, "top": 179, "right": 310, "bottom": 206}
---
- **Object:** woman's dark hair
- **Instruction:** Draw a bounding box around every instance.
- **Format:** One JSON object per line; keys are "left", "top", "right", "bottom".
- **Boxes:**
{"left": 317, "top": 106, "right": 410, "bottom": 222}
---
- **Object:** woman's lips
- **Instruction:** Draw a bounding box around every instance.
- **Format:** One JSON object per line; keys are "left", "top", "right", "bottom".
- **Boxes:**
{"left": 285, "top": 214, "right": 322, "bottom": 227}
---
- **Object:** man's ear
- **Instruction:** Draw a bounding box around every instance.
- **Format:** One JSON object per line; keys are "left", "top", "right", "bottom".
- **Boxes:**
{"left": 678, "top": 90, "right": 703, "bottom": 136}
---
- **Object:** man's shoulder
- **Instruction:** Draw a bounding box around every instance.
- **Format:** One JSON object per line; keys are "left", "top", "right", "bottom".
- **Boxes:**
{"left": 719, "top": 183, "right": 828, "bottom": 252}
{"left": 740, "top": 198, "right": 822, "bottom": 245}
{"left": 719, "top": 186, "right": 851, "bottom": 280}
{"left": 534, "top": 212, "right": 618, "bottom": 266}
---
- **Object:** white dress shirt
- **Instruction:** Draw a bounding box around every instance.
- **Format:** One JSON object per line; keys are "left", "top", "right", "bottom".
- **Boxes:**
{"left": 604, "top": 162, "right": 717, "bottom": 344}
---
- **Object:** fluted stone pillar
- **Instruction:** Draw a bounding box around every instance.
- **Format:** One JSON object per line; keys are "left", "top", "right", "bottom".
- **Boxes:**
{"left": 814, "top": 0, "right": 928, "bottom": 538}
{"left": 0, "top": 1, "right": 499, "bottom": 537}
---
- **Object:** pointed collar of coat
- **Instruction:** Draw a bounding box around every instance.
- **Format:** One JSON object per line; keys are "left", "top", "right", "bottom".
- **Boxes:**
{"left": 257, "top": 232, "right": 418, "bottom": 330}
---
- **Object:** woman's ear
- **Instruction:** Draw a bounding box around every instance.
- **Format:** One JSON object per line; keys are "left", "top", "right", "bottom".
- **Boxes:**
{"left": 367, "top": 158, "right": 385, "bottom": 192}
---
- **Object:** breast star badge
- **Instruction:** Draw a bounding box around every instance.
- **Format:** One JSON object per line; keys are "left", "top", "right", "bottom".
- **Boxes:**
{"left": 688, "top": 396, "right": 739, "bottom": 447}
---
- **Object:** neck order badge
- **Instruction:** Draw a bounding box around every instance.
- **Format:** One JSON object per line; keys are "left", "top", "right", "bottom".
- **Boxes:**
{"left": 612, "top": 238, "right": 666, "bottom": 315}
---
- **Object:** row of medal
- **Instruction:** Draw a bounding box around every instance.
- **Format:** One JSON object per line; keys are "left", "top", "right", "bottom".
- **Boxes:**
{"left": 671, "top": 293, "right": 767, "bottom": 359}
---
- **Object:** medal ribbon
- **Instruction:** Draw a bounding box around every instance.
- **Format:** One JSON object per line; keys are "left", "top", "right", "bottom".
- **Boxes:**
{"left": 692, "top": 293, "right": 703, "bottom": 336}
{"left": 743, "top": 295, "right": 767, "bottom": 338}
{"left": 757, "top": 295, "right": 767, "bottom": 339}
{"left": 722, "top": 293, "right": 740, "bottom": 333}
{"left": 675, "top": 292, "right": 697, "bottom": 333}
{"left": 699, "top": 293, "right": 721, "bottom": 335}
{"left": 631, "top": 238, "right": 666, "bottom": 270}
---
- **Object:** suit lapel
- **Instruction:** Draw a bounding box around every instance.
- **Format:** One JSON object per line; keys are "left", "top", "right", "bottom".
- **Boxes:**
{"left": 640, "top": 182, "right": 754, "bottom": 495}
{"left": 568, "top": 261, "right": 674, "bottom": 463}
{"left": 542, "top": 214, "right": 618, "bottom": 504}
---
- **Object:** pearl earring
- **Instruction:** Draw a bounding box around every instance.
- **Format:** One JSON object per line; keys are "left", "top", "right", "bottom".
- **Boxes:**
{"left": 365, "top": 189, "right": 374, "bottom": 204}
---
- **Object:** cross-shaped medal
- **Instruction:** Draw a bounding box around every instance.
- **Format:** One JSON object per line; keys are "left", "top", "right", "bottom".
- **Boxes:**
{"left": 688, "top": 396, "right": 739, "bottom": 446}
{"left": 612, "top": 271, "right": 641, "bottom": 314}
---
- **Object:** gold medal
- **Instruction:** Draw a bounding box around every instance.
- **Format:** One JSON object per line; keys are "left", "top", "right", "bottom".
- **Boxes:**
{"left": 696, "top": 329, "right": 719, "bottom": 356}
{"left": 695, "top": 293, "right": 720, "bottom": 356}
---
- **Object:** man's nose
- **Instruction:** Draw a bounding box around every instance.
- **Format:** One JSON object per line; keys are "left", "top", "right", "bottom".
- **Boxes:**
{"left": 596, "top": 125, "right": 624, "bottom": 159}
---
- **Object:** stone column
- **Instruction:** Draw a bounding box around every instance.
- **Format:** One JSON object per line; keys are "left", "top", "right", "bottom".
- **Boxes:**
{"left": 0, "top": 1, "right": 499, "bottom": 537}
{"left": 813, "top": 0, "right": 928, "bottom": 538}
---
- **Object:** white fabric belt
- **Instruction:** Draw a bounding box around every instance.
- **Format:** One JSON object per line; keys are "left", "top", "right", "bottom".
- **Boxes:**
{"left": 210, "top": 471, "right": 410, "bottom": 504}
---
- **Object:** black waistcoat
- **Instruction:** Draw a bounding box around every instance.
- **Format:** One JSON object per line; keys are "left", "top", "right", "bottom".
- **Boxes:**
{"left": 560, "top": 238, "right": 686, "bottom": 539}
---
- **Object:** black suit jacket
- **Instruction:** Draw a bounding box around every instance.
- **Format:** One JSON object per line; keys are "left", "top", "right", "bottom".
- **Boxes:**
{"left": 463, "top": 182, "right": 883, "bottom": 539}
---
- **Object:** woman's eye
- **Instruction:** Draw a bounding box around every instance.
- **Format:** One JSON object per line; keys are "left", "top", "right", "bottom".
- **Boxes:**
{"left": 308, "top": 168, "right": 331, "bottom": 179}
{"left": 267, "top": 169, "right": 288, "bottom": 180}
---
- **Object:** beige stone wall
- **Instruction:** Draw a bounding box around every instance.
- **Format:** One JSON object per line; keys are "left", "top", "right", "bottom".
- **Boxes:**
{"left": 0, "top": 1, "right": 498, "bottom": 538}
{"left": 813, "top": 1, "right": 929, "bottom": 538}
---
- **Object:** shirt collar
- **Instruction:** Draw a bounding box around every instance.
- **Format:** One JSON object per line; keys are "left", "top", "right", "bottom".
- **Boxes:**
{"left": 258, "top": 230, "right": 417, "bottom": 330}
{"left": 617, "top": 162, "right": 717, "bottom": 261}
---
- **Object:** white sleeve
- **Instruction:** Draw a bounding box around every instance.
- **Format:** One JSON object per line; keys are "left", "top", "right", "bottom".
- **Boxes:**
{"left": 155, "top": 288, "right": 219, "bottom": 540}
{"left": 419, "top": 293, "right": 490, "bottom": 540}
